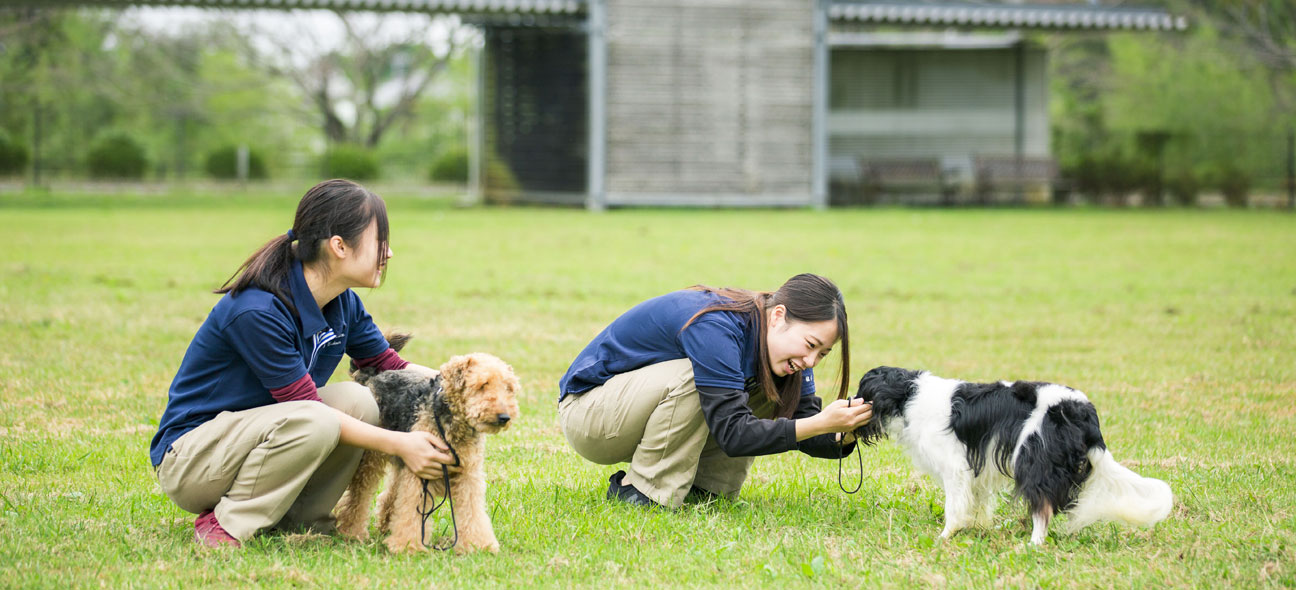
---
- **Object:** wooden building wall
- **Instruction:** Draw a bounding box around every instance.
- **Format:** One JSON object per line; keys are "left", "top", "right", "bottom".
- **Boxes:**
{"left": 604, "top": 0, "right": 816, "bottom": 206}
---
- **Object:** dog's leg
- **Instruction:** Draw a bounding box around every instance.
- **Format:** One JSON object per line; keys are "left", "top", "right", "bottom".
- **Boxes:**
{"left": 1029, "top": 502, "right": 1053, "bottom": 545}
{"left": 449, "top": 453, "right": 498, "bottom": 555}
{"left": 383, "top": 467, "right": 436, "bottom": 554}
{"left": 939, "top": 471, "right": 975, "bottom": 540}
{"left": 375, "top": 463, "right": 399, "bottom": 534}
{"left": 969, "top": 475, "right": 1001, "bottom": 529}
{"left": 333, "top": 450, "right": 385, "bottom": 540}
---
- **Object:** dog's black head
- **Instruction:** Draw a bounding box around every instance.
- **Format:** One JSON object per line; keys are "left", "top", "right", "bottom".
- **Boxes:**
{"left": 853, "top": 366, "right": 922, "bottom": 445}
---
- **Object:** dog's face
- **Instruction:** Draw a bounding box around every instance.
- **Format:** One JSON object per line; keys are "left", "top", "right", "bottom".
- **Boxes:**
{"left": 853, "top": 366, "right": 921, "bottom": 404}
{"left": 852, "top": 366, "right": 922, "bottom": 444}
{"left": 439, "top": 352, "right": 521, "bottom": 434}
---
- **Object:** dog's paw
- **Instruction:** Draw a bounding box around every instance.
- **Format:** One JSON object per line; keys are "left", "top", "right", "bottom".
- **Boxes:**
{"left": 384, "top": 535, "right": 427, "bottom": 554}
{"left": 454, "top": 540, "right": 500, "bottom": 555}
{"left": 335, "top": 522, "right": 370, "bottom": 542}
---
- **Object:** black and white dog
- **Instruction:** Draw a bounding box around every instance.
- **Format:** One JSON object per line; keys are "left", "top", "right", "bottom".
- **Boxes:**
{"left": 854, "top": 366, "right": 1173, "bottom": 545}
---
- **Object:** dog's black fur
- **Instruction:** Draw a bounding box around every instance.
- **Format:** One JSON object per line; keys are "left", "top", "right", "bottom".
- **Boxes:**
{"left": 853, "top": 366, "right": 1107, "bottom": 517}
{"left": 350, "top": 332, "right": 432, "bottom": 435}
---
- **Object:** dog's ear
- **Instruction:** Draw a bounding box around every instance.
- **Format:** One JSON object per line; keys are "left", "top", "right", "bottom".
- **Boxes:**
{"left": 855, "top": 366, "right": 919, "bottom": 402}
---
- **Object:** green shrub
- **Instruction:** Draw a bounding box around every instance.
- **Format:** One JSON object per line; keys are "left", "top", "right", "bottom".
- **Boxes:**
{"left": 483, "top": 158, "right": 521, "bottom": 205}
{"left": 204, "top": 145, "right": 268, "bottom": 180}
{"left": 1216, "top": 164, "right": 1250, "bottom": 208}
{"left": 322, "top": 144, "right": 378, "bottom": 181}
{"left": 428, "top": 146, "right": 469, "bottom": 183}
{"left": 1131, "top": 158, "right": 1163, "bottom": 207}
{"left": 1067, "top": 155, "right": 1103, "bottom": 200}
{"left": 1166, "top": 169, "right": 1200, "bottom": 206}
{"left": 1068, "top": 152, "right": 1149, "bottom": 205}
{"left": 0, "top": 130, "right": 29, "bottom": 175}
{"left": 86, "top": 133, "right": 148, "bottom": 179}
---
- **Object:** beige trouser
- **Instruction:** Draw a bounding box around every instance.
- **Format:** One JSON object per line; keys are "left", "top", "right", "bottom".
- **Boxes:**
{"left": 155, "top": 382, "right": 380, "bottom": 541}
{"left": 558, "top": 359, "right": 755, "bottom": 508}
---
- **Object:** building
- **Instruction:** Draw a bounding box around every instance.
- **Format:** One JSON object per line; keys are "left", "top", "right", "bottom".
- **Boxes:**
{"left": 6, "top": 0, "right": 1187, "bottom": 207}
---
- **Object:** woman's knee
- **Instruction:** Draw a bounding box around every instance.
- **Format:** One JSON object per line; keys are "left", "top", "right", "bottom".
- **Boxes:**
{"left": 279, "top": 401, "right": 343, "bottom": 451}
{"left": 317, "top": 381, "right": 381, "bottom": 426}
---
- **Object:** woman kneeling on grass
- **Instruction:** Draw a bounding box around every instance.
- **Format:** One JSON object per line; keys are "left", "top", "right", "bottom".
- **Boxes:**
{"left": 149, "top": 179, "right": 456, "bottom": 548}
{"left": 558, "top": 273, "right": 873, "bottom": 509}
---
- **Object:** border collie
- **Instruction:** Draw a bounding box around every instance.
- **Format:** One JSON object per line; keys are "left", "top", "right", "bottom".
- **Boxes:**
{"left": 854, "top": 366, "right": 1173, "bottom": 545}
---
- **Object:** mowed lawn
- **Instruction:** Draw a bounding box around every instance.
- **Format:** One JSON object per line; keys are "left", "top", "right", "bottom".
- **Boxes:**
{"left": 1, "top": 191, "right": 1293, "bottom": 588}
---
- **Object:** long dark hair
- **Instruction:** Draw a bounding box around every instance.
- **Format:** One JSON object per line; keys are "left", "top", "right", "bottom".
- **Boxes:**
{"left": 215, "top": 179, "right": 390, "bottom": 316}
{"left": 683, "top": 273, "right": 850, "bottom": 419}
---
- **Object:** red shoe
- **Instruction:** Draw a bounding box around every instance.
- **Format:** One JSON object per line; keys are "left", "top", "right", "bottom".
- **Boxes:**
{"left": 194, "top": 510, "right": 241, "bottom": 548}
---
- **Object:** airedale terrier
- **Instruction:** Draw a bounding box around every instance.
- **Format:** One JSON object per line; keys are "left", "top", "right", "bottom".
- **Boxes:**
{"left": 333, "top": 335, "right": 520, "bottom": 554}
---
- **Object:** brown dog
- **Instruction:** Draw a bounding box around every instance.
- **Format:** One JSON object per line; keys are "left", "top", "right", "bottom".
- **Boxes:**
{"left": 334, "top": 337, "right": 520, "bottom": 554}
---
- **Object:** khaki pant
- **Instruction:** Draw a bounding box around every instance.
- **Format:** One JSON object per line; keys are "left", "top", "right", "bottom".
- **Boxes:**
{"left": 155, "top": 382, "right": 380, "bottom": 541}
{"left": 558, "top": 359, "right": 754, "bottom": 508}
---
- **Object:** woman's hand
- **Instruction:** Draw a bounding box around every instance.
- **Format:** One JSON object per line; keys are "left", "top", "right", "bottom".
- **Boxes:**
{"left": 403, "top": 362, "right": 440, "bottom": 380}
{"left": 796, "top": 397, "right": 872, "bottom": 441}
{"left": 820, "top": 397, "right": 873, "bottom": 432}
{"left": 391, "top": 431, "right": 461, "bottom": 479}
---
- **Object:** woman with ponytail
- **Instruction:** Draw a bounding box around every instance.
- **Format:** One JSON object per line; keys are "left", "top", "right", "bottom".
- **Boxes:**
{"left": 150, "top": 179, "right": 454, "bottom": 548}
{"left": 558, "top": 274, "right": 873, "bottom": 509}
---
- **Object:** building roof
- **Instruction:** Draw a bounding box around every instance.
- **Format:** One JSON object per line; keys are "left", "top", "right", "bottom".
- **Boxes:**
{"left": 829, "top": 1, "right": 1188, "bottom": 31}
{"left": 0, "top": 0, "right": 1185, "bottom": 30}
{"left": 0, "top": 0, "right": 584, "bottom": 14}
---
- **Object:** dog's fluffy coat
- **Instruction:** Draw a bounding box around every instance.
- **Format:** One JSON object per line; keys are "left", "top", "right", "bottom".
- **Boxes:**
{"left": 333, "top": 335, "right": 521, "bottom": 554}
{"left": 854, "top": 366, "right": 1173, "bottom": 545}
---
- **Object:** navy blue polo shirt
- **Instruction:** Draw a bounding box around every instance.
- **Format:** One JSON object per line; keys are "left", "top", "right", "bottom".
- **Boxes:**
{"left": 558, "top": 289, "right": 815, "bottom": 401}
{"left": 149, "top": 260, "right": 389, "bottom": 466}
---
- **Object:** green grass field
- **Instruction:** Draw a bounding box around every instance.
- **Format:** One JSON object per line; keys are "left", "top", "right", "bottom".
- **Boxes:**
{"left": 2, "top": 190, "right": 1294, "bottom": 588}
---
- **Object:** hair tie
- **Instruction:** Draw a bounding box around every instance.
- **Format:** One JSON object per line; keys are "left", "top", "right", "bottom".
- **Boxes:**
{"left": 286, "top": 229, "right": 297, "bottom": 241}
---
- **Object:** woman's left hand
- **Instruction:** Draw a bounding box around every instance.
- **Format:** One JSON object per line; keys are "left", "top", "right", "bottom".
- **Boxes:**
{"left": 404, "top": 362, "right": 440, "bottom": 380}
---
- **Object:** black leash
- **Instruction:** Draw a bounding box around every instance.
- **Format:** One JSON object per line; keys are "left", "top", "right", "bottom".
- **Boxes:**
{"left": 418, "top": 377, "right": 462, "bottom": 551}
{"left": 836, "top": 397, "right": 866, "bottom": 494}
{"left": 837, "top": 437, "right": 863, "bottom": 494}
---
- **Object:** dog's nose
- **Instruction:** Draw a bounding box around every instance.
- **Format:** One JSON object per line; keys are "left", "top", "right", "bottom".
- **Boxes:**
{"left": 497, "top": 413, "right": 511, "bottom": 424}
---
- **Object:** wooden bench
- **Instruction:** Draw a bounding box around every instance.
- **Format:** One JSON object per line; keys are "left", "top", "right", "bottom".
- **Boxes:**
{"left": 858, "top": 158, "right": 954, "bottom": 205}
{"left": 972, "top": 155, "right": 1059, "bottom": 204}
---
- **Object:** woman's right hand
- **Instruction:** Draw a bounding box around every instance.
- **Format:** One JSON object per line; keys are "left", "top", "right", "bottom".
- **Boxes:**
{"left": 817, "top": 398, "right": 873, "bottom": 433}
{"left": 391, "top": 431, "right": 461, "bottom": 479}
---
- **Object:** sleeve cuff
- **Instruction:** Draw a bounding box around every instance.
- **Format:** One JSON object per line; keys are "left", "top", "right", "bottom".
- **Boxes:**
{"left": 269, "top": 374, "right": 323, "bottom": 403}
{"left": 352, "top": 348, "right": 410, "bottom": 373}
{"left": 780, "top": 418, "right": 799, "bottom": 452}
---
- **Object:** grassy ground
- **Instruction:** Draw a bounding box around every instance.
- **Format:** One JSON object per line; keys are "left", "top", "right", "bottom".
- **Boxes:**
{"left": 1, "top": 190, "right": 1294, "bottom": 588}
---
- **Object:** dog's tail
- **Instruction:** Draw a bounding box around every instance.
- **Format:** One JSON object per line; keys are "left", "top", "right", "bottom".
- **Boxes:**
{"left": 350, "top": 331, "right": 414, "bottom": 385}
{"left": 1063, "top": 448, "right": 1174, "bottom": 533}
{"left": 385, "top": 332, "right": 413, "bottom": 353}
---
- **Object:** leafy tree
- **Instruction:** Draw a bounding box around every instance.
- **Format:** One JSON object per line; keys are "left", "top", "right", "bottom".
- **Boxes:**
{"left": 244, "top": 11, "right": 476, "bottom": 150}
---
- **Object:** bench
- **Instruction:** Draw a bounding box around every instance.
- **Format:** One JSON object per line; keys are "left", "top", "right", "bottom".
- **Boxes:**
{"left": 858, "top": 158, "right": 955, "bottom": 205}
{"left": 972, "top": 155, "right": 1060, "bottom": 204}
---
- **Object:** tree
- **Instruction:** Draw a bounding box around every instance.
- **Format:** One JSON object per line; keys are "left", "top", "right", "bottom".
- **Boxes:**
{"left": 243, "top": 10, "right": 476, "bottom": 150}
{"left": 1181, "top": 0, "right": 1296, "bottom": 204}
{"left": 0, "top": 9, "right": 111, "bottom": 185}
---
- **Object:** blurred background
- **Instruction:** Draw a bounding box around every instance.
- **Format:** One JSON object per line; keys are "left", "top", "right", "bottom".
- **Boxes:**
{"left": 0, "top": 0, "right": 1291, "bottom": 210}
